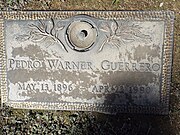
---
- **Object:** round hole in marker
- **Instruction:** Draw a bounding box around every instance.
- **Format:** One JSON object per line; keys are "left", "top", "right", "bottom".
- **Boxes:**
{"left": 67, "top": 21, "right": 97, "bottom": 51}
{"left": 80, "top": 30, "right": 88, "bottom": 37}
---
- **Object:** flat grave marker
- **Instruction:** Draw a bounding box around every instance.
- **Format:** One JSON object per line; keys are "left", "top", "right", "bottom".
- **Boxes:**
{"left": 0, "top": 11, "right": 174, "bottom": 114}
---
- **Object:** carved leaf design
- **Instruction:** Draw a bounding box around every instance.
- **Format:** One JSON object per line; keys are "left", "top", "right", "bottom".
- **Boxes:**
{"left": 44, "top": 39, "right": 56, "bottom": 48}
{"left": 37, "top": 21, "right": 46, "bottom": 32}
{"left": 56, "top": 21, "right": 65, "bottom": 30}
{"left": 99, "top": 22, "right": 110, "bottom": 33}
{"left": 117, "top": 33, "right": 135, "bottom": 41}
{"left": 30, "top": 33, "right": 46, "bottom": 42}
{"left": 116, "top": 22, "right": 152, "bottom": 43}
{"left": 15, "top": 34, "right": 30, "bottom": 42}
{"left": 99, "top": 20, "right": 152, "bottom": 52}
{"left": 15, "top": 19, "right": 68, "bottom": 52}
{"left": 57, "top": 26, "right": 65, "bottom": 30}
{"left": 111, "top": 21, "right": 118, "bottom": 34}
{"left": 110, "top": 39, "right": 121, "bottom": 47}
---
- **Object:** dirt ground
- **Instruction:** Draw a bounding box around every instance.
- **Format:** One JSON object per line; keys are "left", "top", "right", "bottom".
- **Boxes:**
{"left": 0, "top": 0, "right": 180, "bottom": 134}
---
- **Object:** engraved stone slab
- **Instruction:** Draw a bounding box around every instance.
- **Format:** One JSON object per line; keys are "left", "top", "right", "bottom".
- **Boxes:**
{"left": 0, "top": 11, "right": 174, "bottom": 114}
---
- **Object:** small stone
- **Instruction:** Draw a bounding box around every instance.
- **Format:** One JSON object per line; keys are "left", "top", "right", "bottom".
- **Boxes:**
{"left": 159, "top": 2, "right": 163, "bottom": 7}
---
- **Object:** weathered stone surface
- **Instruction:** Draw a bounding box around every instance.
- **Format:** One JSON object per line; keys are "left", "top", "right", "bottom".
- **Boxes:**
{"left": 0, "top": 11, "right": 174, "bottom": 114}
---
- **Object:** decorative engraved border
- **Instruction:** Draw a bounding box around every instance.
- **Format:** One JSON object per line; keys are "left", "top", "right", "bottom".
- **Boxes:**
{"left": 0, "top": 18, "right": 8, "bottom": 106}
{"left": 0, "top": 11, "right": 174, "bottom": 114}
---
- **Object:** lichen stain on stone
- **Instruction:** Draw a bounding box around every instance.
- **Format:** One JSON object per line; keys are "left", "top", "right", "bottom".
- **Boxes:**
{"left": 7, "top": 37, "right": 161, "bottom": 104}
{"left": 12, "top": 44, "right": 51, "bottom": 59}
{"left": 8, "top": 43, "right": 100, "bottom": 101}
{"left": 56, "top": 71, "right": 101, "bottom": 100}
{"left": 99, "top": 71, "right": 157, "bottom": 86}
{"left": 7, "top": 68, "right": 99, "bottom": 101}
{"left": 8, "top": 69, "right": 49, "bottom": 83}
{"left": 126, "top": 51, "right": 133, "bottom": 61}
{"left": 24, "top": 92, "right": 61, "bottom": 102}
{"left": 7, "top": 63, "right": 159, "bottom": 103}
{"left": 133, "top": 45, "right": 160, "bottom": 62}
